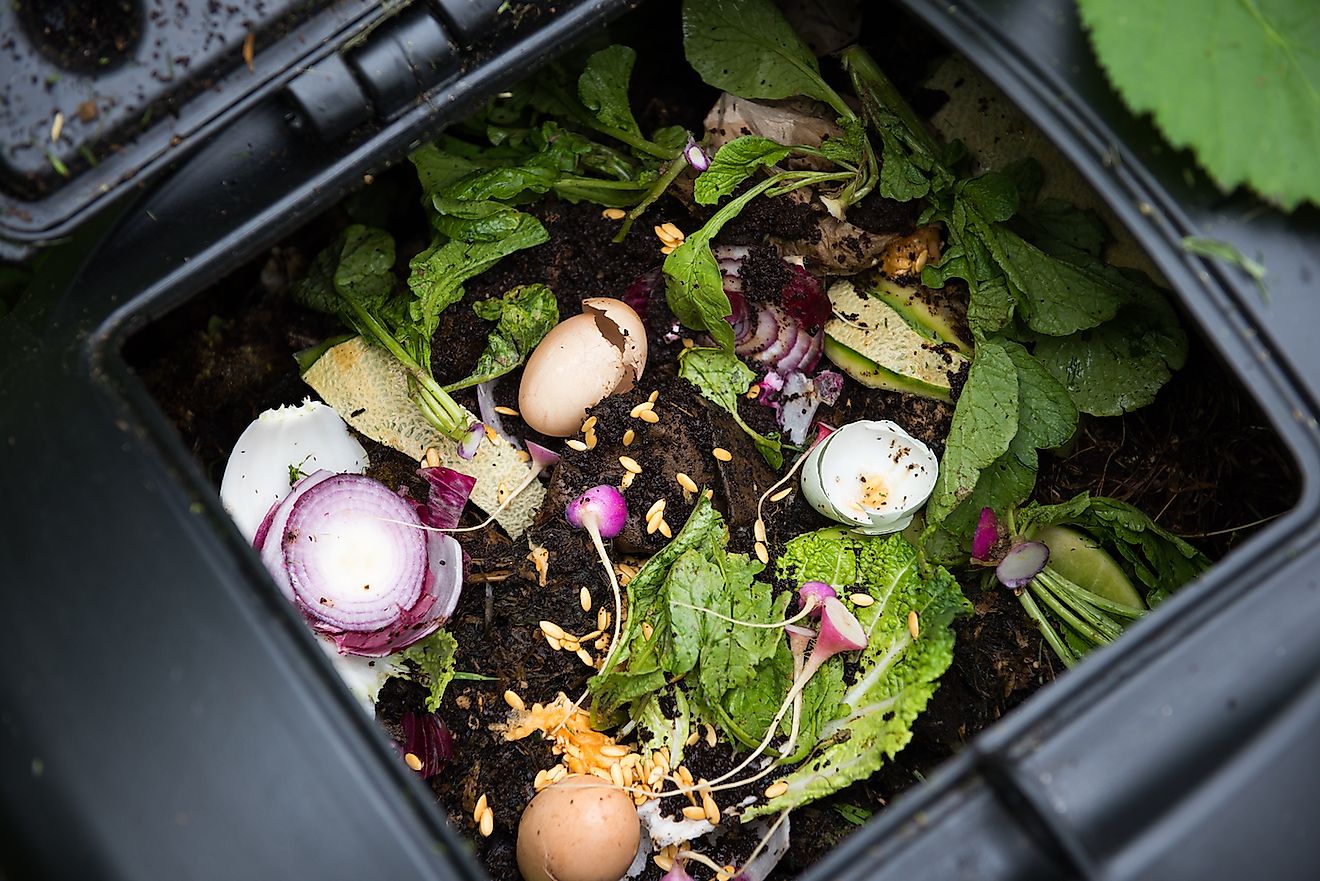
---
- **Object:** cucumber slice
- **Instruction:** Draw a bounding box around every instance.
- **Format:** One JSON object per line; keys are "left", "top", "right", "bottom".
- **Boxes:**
{"left": 866, "top": 275, "right": 973, "bottom": 355}
{"left": 1032, "top": 525, "right": 1145, "bottom": 610}
{"left": 824, "top": 279, "right": 967, "bottom": 402}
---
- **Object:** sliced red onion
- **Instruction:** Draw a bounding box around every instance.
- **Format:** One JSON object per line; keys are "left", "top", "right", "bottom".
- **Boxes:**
{"left": 770, "top": 370, "right": 839, "bottom": 446}
{"left": 781, "top": 265, "right": 831, "bottom": 333}
{"left": 814, "top": 370, "right": 843, "bottom": 406}
{"left": 257, "top": 472, "right": 463, "bottom": 657}
{"left": 477, "top": 380, "right": 521, "bottom": 450}
{"left": 684, "top": 134, "right": 710, "bottom": 172}
{"left": 418, "top": 466, "right": 477, "bottom": 530}
{"left": 254, "top": 469, "right": 338, "bottom": 601}
{"left": 996, "top": 541, "right": 1050, "bottom": 589}
{"left": 565, "top": 485, "right": 628, "bottom": 539}
{"left": 457, "top": 422, "right": 485, "bottom": 460}
{"left": 814, "top": 422, "right": 836, "bottom": 445}
{"left": 972, "top": 507, "right": 1000, "bottom": 561}
{"left": 397, "top": 710, "right": 454, "bottom": 778}
{"left": 662, "top": 863, "right": 696, "bottom": 881}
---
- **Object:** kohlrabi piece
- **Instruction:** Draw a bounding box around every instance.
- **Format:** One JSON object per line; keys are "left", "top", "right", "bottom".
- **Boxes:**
{"left": 1031, "top": 525, "right": 1144, "bottom": 609}
{"left": 799, "top": 420, "right": 938, "bottom": 535}
{"left": 220, "top": 398, "right": 368, "bottom": 542}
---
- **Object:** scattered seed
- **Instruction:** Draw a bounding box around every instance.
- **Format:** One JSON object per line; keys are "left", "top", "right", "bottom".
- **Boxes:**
{"left": 685, "top": 731, "right": 701, "bottom": 748}
{"left": 539, "top": 620, "right": 566, "bottom": 640}
{"left": 908, "top": 609, "right": 920, "bottom": 639}
{"left": 503, "top": 690, "right": 526, "bottom": 711}
{"left": 659, "top": 520, "right": 672, "bottom": 539}
{"left": 703, "top": 793, "right": 721, "bottom": 825}
{"left": 646, "top": 511, "right": 663, "bottom": 535}
{"left": 661, "top": 222, "right": 684, "bottom": 241}
{"left": 577, "top": 648, "right": 595, "bottom": 667}
{"left": 653, "top": 224, "right": 671, "bottom": 241}
{"left": 534, "top": 769, "right": 550, "bottom": 791}
{"left": 494, "top": 405, "right": 519, "bottom": 417}
{"left": 610, "top": 763, "right": 625, "bottom": 787}
{"left": 598, "top": 608, "right": 610, "bottom": 631}
{"left": 424, "top": 447, "right": 440, "bottom": 469}
{"left": 50, "top": 112, "right": 65, "bottom": 143}
{"left": 580, "top": 587, "right": 592, "bottom": 612}
{"left": 676, "top": 472, "right": 699, "bottom": 493}
{"left": 566, "top": 438, "right": 588, "bottom": 452}
{"left": 677, "top": 766, "right": 695, "bottom": 788}
{"left": 754, "top": 518, "right": 767, "bottom": 543}
{"left": 603, "top": 207, "right": 626, "bottom": 220}
{"left": 516, "top": 450, "right": 532, "bottom": 462}
{"left": 641, "top": 622, "right": 655, "bottom": 640}
{"left": 660, "top": 244, "right": 676, "bottom": 255}
{"left": 682, "top": 805, "right": 707, "bottom": 821}
{"left": 629, "top": 401, "right": 655, "bottom": 418}
{"left": 585, "top": 432, "right": 598, "bottom": 450}
{"left": 473, "top": 794, "right": 488, "bottom": 823}
{"left": 704, "top": 488, "right": 714, "bottom": 500}
{"left": 769, "top": 486, "right": 794, "bottom": 502}
{"left": 581, "top": 416, "right": 598, "bottom": 432}
{"left": 705, "top": 723, "right": 717, "bottom": 748}
{"left": 654, "top": 854, "right": 675, "bottom": 872}
{"left": 561, "top": 639, "right": 581, "bottom": 653}
{"left": 619, "top": 428, "right": 636, "bottom": 447}
{"left": 648, "top": 390, "right": 660, "bottom": 404}
{"left": 590, "top": 768, "right": 612, "bottom": 782}
{"left": 646, "top": 499, "right": 667, "bottom": 520}
{"left": 479, "top": 807, "right": 494, "bottom": 837}
{"left": 712, "top": 447, "right": 733, "bottom": 462}
{"left": 404, "top": 752, "right": 422, "bottom": 772}
{"left": 635, "top": 793, "right": 651, "bottom": 806}
{"left": 579, "top": 629, "right": 603, "bottom": 641}
{"left": 621, "top": 471, "right": 636, "bottom": 489}
{"left": 543, "top": 633, "right": 562, "bottom": 651}
{"left": 764, "top": 781, "right": 789, "bottom": 799}
{"left": 601, "top": 744, "right": 630, "bottom": 758}
{"left": 483, "top": 424, "right": 499, "bottom": 443}
{"left": 548, "top": 764, "right": 568, "bottom": 782}
{"left": 639, "top": 409, "right": 660, "bottom": 424}
{"left": 754, "top": 541, "right": 770, "bottom": 564}
{"left": 746, "top": 384, "right": 761, "bottom": 400}
{"left": 619, "top": 455, "right": 642, "bottom": 474}
{"left": 851, "top": 593, "right": 876, "bottom": 607}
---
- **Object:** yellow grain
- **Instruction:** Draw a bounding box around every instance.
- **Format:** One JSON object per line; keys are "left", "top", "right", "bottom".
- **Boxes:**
{"left": 503, "top": 690, "right": 525, "bottom": 711}
{"left": 639, "top": 409, "right": 659, "bottom": 424}
{"left": 404, "top": 753, "right": 422, "bottom": 771}
{"left": 754, "top": 518, "right": 767, "bottom": 543}
{"left": 851, "top": 593, "right": 876, "bottom": 607}
{"left": 479, "top": 807, "right": 494, "bottom": 837}
{"left": 676, "top": 472, "right": 699, "bottom": 493}
{"left": 424, "top": 447, "right": 440, "bottom": 469}
{"left": 473, "top": 794, "right": 488, "bottom": 823}
{"left": 629, "top": 401, "right": 655, "bottom": 418}
{"left": 580, "top": 587, "right": 592, "bottom": 612}
{"left": 764, "top": 781, "right": 789, "bottom": 799}
{"left": 543, "top": 632, "right": 562, "bottom": 651}
{"left": 602, "top": 207, "right": 626, "bottom": 220}
{"left": 539, "top": 620, "right": 566, "bottom": 640}
{"left": 621, "top": 471, "right": 636, "bottom": 489}
{"left": 646, "top": 498, "right": 667, "bottom": 520}
{"left": 566, "top": 438, "right": 588, "bottom": 452}
{"left": 712, "top": 447, "right": 733, "bottom": 462}
{"left": 619, "top": 456, "right": 642, "bottom": 474}
{"left": 769, "top": 486, "right": 794, "bottom": 502}
{"left": 493, "top": 405, "right": 519, "bottom": 416}
{"left": 576, "top": 647, "right": 595, "bottom": 667}
{"left": 682, "top": 805, "right": 707, "bottom": 821}
{"left": 658, "top": 520, "right": 672, "bottom": 539}
{"left": 622, "top": 428, "right": 636, "bottom": 446}
{"left": 581, "top": 415, "right": 598, "bottom": 432}
{"left": 754, "top": 541, "right": 769, "bottom": 565}
{"left": 908, "top": 609, "right": 920, "bottom": 639}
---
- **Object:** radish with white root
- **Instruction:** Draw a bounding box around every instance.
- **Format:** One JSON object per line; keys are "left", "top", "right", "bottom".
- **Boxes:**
{"left": 565, "top": 485, "right": 630, "bottom": 674}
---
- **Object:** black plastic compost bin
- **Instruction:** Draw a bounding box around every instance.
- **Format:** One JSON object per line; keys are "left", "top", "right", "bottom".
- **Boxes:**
{"left": 3, "top": 1, "right": 1320, "bottom": 879}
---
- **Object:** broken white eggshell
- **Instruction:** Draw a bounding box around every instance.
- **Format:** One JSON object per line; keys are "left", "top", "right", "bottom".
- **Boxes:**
{"left": 800, "top": 420, "right": 938, "bottom": 535}
{"left": 518, "top": 297, "right": 647, "bottom": 437}
{"left": 219, "top": 398, "right": 369, "bottom": 542}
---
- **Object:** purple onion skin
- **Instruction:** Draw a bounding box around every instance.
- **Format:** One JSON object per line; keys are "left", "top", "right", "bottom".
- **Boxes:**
{"left": 662, "top": 862, "right": 696, "bottom": 881}
{"left": 565, "top": 485, "right": 629, "bottom": 539}
{"left": 623, "top": 267, "right": 663, "bottom": 316}
{"left": 417, "top": 466, "right": 477, "bottom": 530}
{"left": 972, "top": 507, "right": 999, "bottom": 561}
{"left": 398, "top": 711, "right": 454, "bottom": 778}
{"left": 525, "top": 440, "right": 561, "bottom": 472}
{"left": 457, "top": 422, "right": 485, "bottom": 460}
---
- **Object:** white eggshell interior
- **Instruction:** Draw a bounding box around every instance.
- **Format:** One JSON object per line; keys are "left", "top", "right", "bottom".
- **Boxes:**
{"left": 800, "top": 420, "right": 938, "bottom": 535}
{"left": 219, "top": 399, "right": 369, "bottom": 542}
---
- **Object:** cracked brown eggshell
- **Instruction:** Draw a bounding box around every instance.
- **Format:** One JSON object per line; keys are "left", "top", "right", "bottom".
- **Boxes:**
{"left": 518, "top": 298, "right": 647, "bottom": 437}
{"left": 516, "top": 775, "right": 641, "bottom": 881}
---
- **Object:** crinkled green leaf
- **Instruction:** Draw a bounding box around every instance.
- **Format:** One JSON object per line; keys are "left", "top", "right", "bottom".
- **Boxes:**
{"left": 694, "top": 136, "right": 794, "bottom": 205}
{"left": 1078, "top": 0, "right": 1320, "bottom": 210}
{"left": 745, "top": 531, "right": 968, "bottom": 818}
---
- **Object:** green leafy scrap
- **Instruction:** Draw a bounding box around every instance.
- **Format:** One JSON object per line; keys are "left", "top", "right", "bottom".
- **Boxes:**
{"left": 678, "top": 347, "right": 783, "bottom": 468}
{"left": 1078, "top": 0, "right": 1320, "bottom": 210}
{"left": 694, "top": 136, "right": 795, "bottom": 205}
{"left": 578, "top": 45, "right": 643, "bottom": 139}
{"left": 445, "top": 284, "right": 559, "bottom": 391}
{"left": 401, "top": 629, "right": 460, "bottom": 712}
{"left": 744, "top": 530, "right": 969, "bottom": 818}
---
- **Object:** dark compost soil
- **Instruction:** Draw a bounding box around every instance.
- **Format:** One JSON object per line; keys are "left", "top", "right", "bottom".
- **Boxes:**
{"left": 122, "top": 2, "right": 1300, "bottom": 877}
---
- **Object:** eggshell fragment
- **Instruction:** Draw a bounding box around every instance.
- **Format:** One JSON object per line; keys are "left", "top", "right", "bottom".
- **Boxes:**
{"left": 518, "top": 299, "right": 648, "bottom": 437}
{"left": 800, "top": 419, "right": 938, "bottom": 535}
{"left": 516, "top": 775, "right": 641, "bottom": 881}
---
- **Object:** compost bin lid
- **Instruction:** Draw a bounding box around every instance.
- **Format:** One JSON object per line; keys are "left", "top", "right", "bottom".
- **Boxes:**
{"left": 0, "top": 0, "right": 496, "bottom": 255}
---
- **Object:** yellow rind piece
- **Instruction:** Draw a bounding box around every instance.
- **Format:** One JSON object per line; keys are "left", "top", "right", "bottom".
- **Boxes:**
{"left": 302, "top": 336, "right": 542, "bottom": 537}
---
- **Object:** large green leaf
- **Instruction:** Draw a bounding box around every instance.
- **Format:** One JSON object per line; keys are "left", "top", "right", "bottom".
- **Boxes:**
{"left": 1078, "top": 0, "right": 1320, "bottom": 209}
